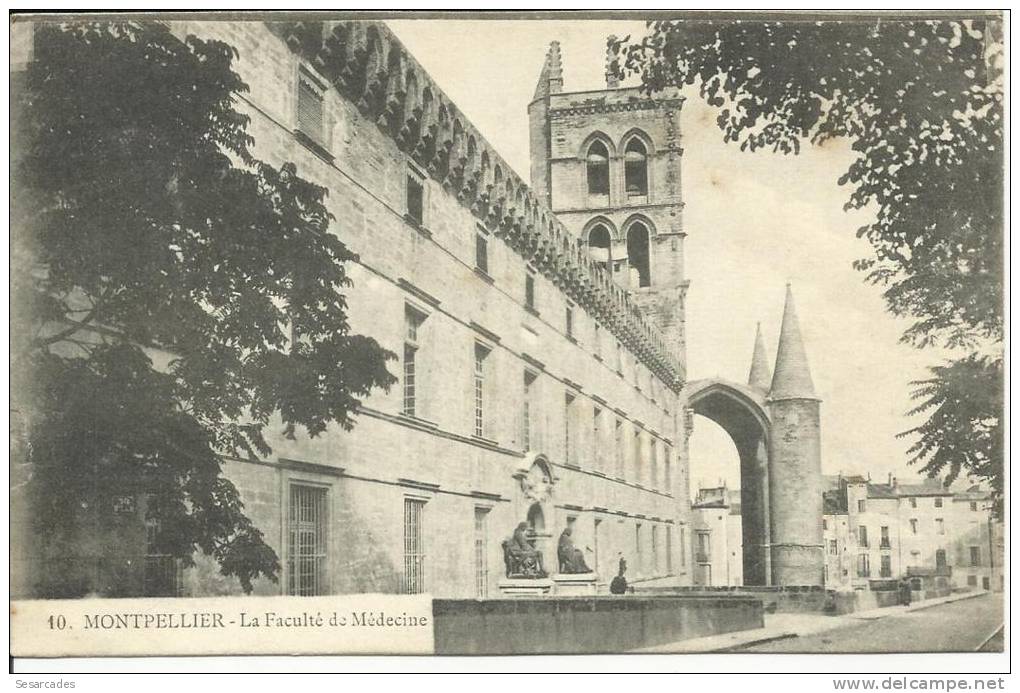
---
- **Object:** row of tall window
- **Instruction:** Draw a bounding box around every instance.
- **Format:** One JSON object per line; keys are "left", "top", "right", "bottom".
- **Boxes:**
{"left": 585, "top": 137, "right": 649, "bottom": 199}
{"left": 401, "top": 304, "right": 671, "bottom": 489}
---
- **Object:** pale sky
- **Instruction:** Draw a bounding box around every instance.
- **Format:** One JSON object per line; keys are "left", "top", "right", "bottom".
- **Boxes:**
{"left": 387, "top": 19, "right": 940, "bottom": 497}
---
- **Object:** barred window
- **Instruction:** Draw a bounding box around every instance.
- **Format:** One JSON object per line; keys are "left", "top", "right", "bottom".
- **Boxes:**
{"left": 403, "top": 498, "right": 426, "bottom": 594}
{"left": 474, "top": 507, "right": 489, "bottom": 598}
{"left": 288, "top": 484, "right": 328, "bottom": 596}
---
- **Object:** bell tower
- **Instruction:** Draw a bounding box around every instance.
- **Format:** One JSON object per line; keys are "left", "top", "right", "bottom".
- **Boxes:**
{"left": 528, "top": 42, "right": 688, "bottom": 366}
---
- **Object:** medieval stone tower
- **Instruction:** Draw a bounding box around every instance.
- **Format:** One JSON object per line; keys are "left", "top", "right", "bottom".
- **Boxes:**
{"left": 762, "top": 286, "right": 824, "bottom": 585}
{"left": 528, "top": 42, "right": 688, "bottom": 367}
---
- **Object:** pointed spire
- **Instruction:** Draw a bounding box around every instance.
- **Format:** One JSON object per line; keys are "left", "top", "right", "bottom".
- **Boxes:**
{"left": 532, "top": 41, "right": 563, "bottom": 101}
{"left": 748, "top": 322, "right": 772, "bottom": 392}
{"left": 769, "top": 284, "right": 819, "bottom": 401}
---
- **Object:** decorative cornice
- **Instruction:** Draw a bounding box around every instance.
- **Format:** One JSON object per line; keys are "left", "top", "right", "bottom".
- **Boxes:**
{"left": 269, "top": 20, "right": 684, "bottom": 391}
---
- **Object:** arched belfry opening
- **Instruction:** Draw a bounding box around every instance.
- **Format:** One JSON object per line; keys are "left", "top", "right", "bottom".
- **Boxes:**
{"left": 624, "top": 137, "right": 649, "bottom": 198}
{"left": 585, "top": 222, "right": 613, "bottom": 270}
{"left": 625, "top": 221, "right": 651, "bottom": 288}
{"left": 585, "top": 140, "right": 610, "bottom": 197}
{"left": 685, "top": 380, "right": 772, "bottom": 586}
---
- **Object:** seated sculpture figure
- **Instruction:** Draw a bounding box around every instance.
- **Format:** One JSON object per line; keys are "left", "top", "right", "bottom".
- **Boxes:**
{"left": 502, "top": 522, "right": 546, "bottom": 578}
{"left": 557, "top": 526, "right": 593, "bottom": 574}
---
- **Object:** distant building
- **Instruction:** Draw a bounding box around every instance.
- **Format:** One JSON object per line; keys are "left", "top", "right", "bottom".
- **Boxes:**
{"left": 691, "top": 485, "right": 743, "bottom": 587}
{"left": 822, "top": 474, "right": 1002, "bottom": 592}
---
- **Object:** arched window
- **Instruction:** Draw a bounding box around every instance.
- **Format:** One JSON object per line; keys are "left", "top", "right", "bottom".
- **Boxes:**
{"left": 624, "top": 138, "right": 648, "bottom": 197}
{"left": 587, "top": 223, "right": 612, "bottom": 269}
{"left": 626, "top": 222, "right": 651, "bottom": 288}
{"left": 586, "top": 141, "right": 610, "bottom": 197}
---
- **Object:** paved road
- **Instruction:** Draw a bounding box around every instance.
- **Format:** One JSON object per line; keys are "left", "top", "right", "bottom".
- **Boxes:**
{"left": 741, "top": 593, "right": 1004, "bottom": 653}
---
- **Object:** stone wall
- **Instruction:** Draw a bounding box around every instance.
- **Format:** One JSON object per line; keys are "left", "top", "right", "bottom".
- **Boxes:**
{"left": 433, "top": 594, "right": 763, "bottom": 654}
{"left": 636, "top": 584, "right": 835, "bottom": 614}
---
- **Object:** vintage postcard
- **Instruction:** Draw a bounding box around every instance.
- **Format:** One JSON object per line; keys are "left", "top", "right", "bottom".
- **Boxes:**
{"left": 9, "top": 10, "right": 1005, "bottom": 664}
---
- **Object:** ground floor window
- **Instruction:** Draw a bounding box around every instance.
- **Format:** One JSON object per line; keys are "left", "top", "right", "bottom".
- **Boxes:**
{"left": 474, "top": 507, "right": 489, "bottom": 598}
{"left": 288, "top": 484, "right": 328, "bottom": 596}
{"left": 404, "top": 498, "right": 427, "bottom": 594}
{"left": 856, "top": 553, "right": 870, "bottom": 578}
{"left": 144, "top": 515, "right": 183, "bottom": 597}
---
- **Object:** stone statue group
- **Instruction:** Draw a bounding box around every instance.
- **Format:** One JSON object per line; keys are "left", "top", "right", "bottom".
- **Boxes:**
{"left": 501, "top": 521, "right": 592, "bottom": 578}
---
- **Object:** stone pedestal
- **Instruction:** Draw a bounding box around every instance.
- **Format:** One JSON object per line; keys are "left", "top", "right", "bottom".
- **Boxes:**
{"left": 551, "top": 572, "right": 598, "bottom": 596}
{"left": 498, "top": 578, "right": 554, "bottom": 597}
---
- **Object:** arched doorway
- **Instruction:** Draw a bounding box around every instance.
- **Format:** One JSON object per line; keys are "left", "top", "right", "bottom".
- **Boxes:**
{"left": 685, "top": 379, "right": 772, "bottom": 585}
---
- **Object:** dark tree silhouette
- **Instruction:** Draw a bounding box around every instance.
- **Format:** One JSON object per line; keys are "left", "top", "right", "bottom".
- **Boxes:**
{"left": 11, "top": 21, "right": 396, "bottom": 595}
{"left": 609, "top": 16, "right": 1003, "bottom": 508}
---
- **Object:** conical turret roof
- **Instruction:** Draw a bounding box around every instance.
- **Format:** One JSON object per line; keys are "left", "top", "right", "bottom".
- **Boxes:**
{"left": 769, "top": 284, "right": 819, "bottom": 401}
{"left": 748, "top": 322, "right": 772, "bottom": 392}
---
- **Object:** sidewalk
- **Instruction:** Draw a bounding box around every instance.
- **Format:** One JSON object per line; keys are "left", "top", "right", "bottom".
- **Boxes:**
{"left": 635, "top": 590, "right": 990, "bottom": 653}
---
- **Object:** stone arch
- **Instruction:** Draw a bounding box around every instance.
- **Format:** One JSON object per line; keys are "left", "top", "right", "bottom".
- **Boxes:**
{"left": 622, "top": 215, "right": 653, "bottom": 288}
{"left": 581, "top": 132, "right": 614, "bottom": 198}
{"left": 582, "top": 216, "right": 615, "bottom": 269}
{"left": 684, "top": 378, "right": 772, "bottom": 586}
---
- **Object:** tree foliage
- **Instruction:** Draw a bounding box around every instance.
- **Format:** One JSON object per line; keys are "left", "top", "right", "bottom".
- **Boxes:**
{"left": 609, "top": 16, "right": 1003, "bottom": 500}
{"left": 12, "top": 22, "right": 396, "bottom": 595}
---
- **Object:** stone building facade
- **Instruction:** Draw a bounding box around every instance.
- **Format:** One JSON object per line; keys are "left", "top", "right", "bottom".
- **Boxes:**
{"left": 164, "top": 20, "right": 693, "bottom": 598}
{"left": 822, "top": 475, "right": 1002, "bottom": 593}
{"left": 690, "top": 485, "right": 743, "bottom": 587}
{"left": 12, "top": 18, "right": 830, "bottom": 599}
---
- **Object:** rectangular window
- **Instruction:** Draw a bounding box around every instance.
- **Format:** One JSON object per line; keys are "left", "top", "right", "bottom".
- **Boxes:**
{"left": 650, "top": 439, "right": 658, "bottom": 490}
{"left": 696, "top": 531, "right": 711, "bottom": 562}
{"left": 829, "top": 539, "right": 838, "bottom": 555}
{"left": 970, "top": 546, "right": 981, "bottom": 566}
{"left": 910, "top": 518, "right": 918, "bottom": 535}
{"left": 593, "top": 518, "right": 602, "bottom": 573}
{"left": 880, "top": 554, "right": 892, "bottom": 577}
{"left": 935, "top": 518, "right": 945, "bottom": 535}
{"left": 403, "top": 307, "right": 426, "bottom": 417}
{"left": 592, "top": 407, "right": 602, "bottom": 472}
{"left": 474, "top": 507, "right": 489, "bottom": 598}
{"left": 473, "top": 343, "right": 489, "bottom": 438}
{"left": 635, "top": 524, "right": 643, "bottom": 572}
{"left": 651, "top": 525, "right": 659, "bottom": 574}
{"left": 403, "top": 498, "right": 426, "bottom": 594}
{"left": 632, "top": 429, "right": 642, "bottom": 483}
{"left": 680, "top": 526, "right": 686, "bottom": 567}
{"left": 475, "top": 233, "right": 488, "bottom": 274}
{"left": 858, "top": 499, "right": 867, "bottom": 512}
{"left": 288, "top": 484, "right": 328, "bottom": 596}
{"left": 297, "top": 74, "right": 325, "bottom": 145}
{"left": 967, "top": 574, "right": 978, "bottom": 587}
{"left": 525, "top": 272, "right": 536, "bottom": 311}
{"left": 934, "top": 497, "right": 943, "bottom": 508}
{"left": 823, "top": 519, "right": 829, "bottom": 531}
{"left": 880, "top": 526, "right": 890, "bottom": 549}
{"left": 594, "top": 322, "right": 602, "bottom": 359}
{"left": 522, "top": 370, "right": 537, "bottom": 450}
{"left": 144, "top": 513, "right": 183, "bottom": 598}
{"left": 970, "top": 501, "right": 978, "bottom": 511}
{"left": 614, "top": 419, "right": 623, "bottom": 478}
{"left": 564, "top": 392, "right": 575, "bottom": 466}
{"left": 664, "top": 444, "right": 672, "bottom": 492}
{"left": 857, "top": 553, "right": 871, "bottom": 578}
{"left": 406, "top": 171, "right": 424, "bottom": 226}
{"left": 910, "top": 497, "right": 917, "bottom": 508}
{"left": 565, "top": 302, "right": 574, "bottom": 339}
{"left": 666, "top": 526, "right": 673, "bottom": 573}
{"left": 615, "top": 341, "right": 623, "bottom": 373}
{"left": 858, "top": 525, "right": 868, "bottom": 548}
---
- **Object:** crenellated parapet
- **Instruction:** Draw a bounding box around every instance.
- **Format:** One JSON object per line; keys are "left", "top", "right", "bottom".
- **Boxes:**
{"left": 269, "top": 20, "right": 684, "bottom": 389}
